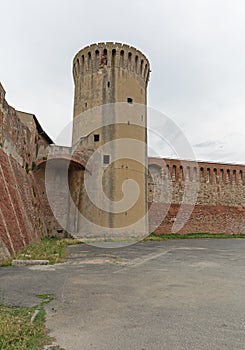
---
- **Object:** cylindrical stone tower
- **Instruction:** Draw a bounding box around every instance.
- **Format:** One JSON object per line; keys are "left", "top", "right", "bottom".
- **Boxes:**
{"left": 73, "top": 42, "right": 150, "bottom": 117}
{"left": 71, "top": 42, "right": 150, "bottom": 240}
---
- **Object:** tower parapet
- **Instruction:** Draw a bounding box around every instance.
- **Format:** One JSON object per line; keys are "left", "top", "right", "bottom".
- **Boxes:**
{"left": 72, "top": 42, "right": 150, "bottom": 119}
{"left": 73, "top": 42, "right": 150, "bottom": 84}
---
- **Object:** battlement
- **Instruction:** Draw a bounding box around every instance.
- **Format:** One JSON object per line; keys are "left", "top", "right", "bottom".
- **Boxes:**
{"left": 148, "top": 158, "right": 245, "bottom": 185}
{"left": 73, "top": 42, "right": 150, "bottom": 84}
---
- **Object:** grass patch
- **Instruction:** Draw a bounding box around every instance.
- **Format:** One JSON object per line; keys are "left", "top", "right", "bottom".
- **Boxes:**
{"left": 0, "top": 304, "right": 50, "bottom": 350}
{"left": 36, "top": 294, "right": 55, "bottom": 305}
{"left": 0, "top": 293, "right": 65, "bottom": 350}
{"left": 145, "top": 232, "right": 245, "bottom": 241}
{"left": 0, "top": 237, "right": 83, "bottom": 267}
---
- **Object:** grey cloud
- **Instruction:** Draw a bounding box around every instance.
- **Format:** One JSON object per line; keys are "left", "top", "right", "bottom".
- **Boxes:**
{"left": 0, "top": 0, "right": 245, "bottom": 163}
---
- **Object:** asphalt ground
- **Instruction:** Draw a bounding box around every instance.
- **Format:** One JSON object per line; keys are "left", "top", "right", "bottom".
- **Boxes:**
{"left": 0, "top": 239, "right": 245, "bottom": 350}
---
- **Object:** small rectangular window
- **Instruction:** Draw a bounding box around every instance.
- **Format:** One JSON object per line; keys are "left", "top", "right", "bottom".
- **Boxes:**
{"left": 127, "top": 97, "right": 133, "bottom": 104}
{"left": 103, "top": 155, "right": 110, "bottom": 165}
{"left": 94, "top": 134, "right": 100, "bottom": 142}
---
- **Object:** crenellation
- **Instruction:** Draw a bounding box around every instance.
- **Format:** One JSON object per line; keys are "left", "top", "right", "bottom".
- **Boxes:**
{"left": 73, "top": 43, "right": 150, "bottom": 85}
{"left": 148, "top": 157, "right": 245, "bottom": 209}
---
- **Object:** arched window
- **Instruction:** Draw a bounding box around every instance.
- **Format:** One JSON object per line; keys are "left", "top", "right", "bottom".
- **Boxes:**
{"left": 128, "top": 52, "right": 132, "bottom": 66}
{"left": 149, "top": 164, "right": 162, "bottom": 182}
{"left": 95, "top": 49, "right": 100, "bottom": 68}
{"left": 213, "top": 168, "right": 217, "bottom": 183}
{"left": 226, "top": 169, "right": 230, "bottom": 183}
{"left": 232, "top": 170, "right": 236, "bottom": 184}
{"left": 220, "top": 169, "right": 224, "bottom": 183}
{"left": 112, "top": 49, "right": 116, "bottom": 66}
{"left": 88, "top": 52, "right": 92, "bottom": 69}
{"left": 179, "top": 165, "right": 184, "bottom": 180}
{"left": 239, "top": 170, "right": 243, "bottom": 184}
{"left": 80, "top": 55, "right": 85, "bottom": 73}
{"left": 135, "top": 55, "right": 139, "bottom": 72}
{"left": 140, "top": 59, "right": 144, "bottom": 75}
{"left": 207, "top": 168, "right": 210, "bottom": 183}
{"left": 172, "top": 165, "right": 176, "bottom": 181}
{"left": 193, "top": 167, "right": 197, "bottom": 182}
{"left": 200, "top": 167, "right": 204, "bottom": 182}
{"left": 120, "top": 50, "right": 124, "bottom": 67}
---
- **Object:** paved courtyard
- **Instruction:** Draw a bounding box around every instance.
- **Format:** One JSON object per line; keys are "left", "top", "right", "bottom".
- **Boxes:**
{"left": 0, "top": 239, "right": 245, "bottom": 349}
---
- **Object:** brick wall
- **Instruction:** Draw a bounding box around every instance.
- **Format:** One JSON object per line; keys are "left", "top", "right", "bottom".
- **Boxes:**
{"left": 148, "top": 158, "right": 245, "bottom": 234}
{"left": 0, "top": 83, "right": 48, "bottom": 261}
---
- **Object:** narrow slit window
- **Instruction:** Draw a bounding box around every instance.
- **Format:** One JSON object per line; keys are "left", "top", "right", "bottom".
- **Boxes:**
{"left": 103, "top": 155, "right": 110, "bottom": 165}
{"left": 128, "top": 52, "right": 132, "bottom": 63}
{"left": 94, "top": 134, "right": 100, "bottom": 142}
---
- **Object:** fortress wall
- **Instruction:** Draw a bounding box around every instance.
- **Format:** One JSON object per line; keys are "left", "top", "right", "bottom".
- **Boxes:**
{"left": 148, "top": 158, "right": 245, "bottom": 234}
{"left": 0, "top": 83, "right": 48, "bottom": 261}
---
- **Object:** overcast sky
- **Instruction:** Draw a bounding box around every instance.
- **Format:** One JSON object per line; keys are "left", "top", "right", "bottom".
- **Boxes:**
{"left": 1, "top": 0, "right": 245, "bottom": 164}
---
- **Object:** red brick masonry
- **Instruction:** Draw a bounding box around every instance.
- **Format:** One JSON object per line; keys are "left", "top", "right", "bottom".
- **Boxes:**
{"left": 0, "top": 83, "right": 47, "bottom": 260}
{"left": 148, "top": 158, "right": 245, "bottom": 234}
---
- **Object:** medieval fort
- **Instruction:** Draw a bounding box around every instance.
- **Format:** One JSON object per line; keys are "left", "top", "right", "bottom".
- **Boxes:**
{"left": 0, "top": 42, "right": 244, "bottom": 261}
